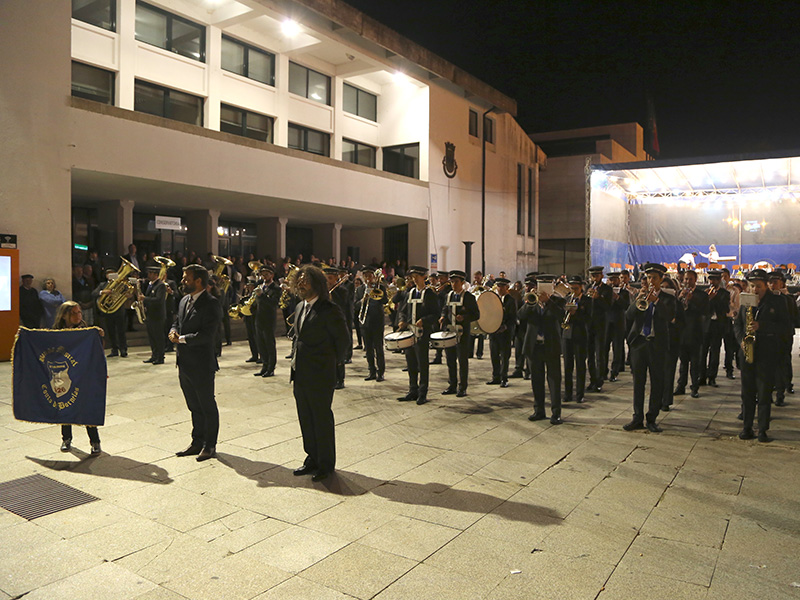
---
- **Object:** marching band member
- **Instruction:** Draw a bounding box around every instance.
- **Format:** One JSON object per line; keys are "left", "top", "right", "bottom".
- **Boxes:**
{"left": 140, "top": 266, "right": 167, "bottom": 365}
{"left": 253, "top": 265, "right": 281, "bottom": 377}
{"left": 768, "top": 270, "right": 799, "bottom": 406}
{"left": 440, "top": 270, "right": 479, "bottom": 397}
{"left": 359, "top": 267, "right": 388, "bottom": 382}
{"left": 431, "top": 272, "right": 451, "bottom": 365}
{"left": 511, "top": 272, "right": 537, "bottom": 380}
{"left": 325, "top": 267, "right": 349, "bottom": 389}
{"left": 487, "top": 277, "right": 516, "bottom": 387}
{"left": 519, "top": 274, "right": 565, "bottom": 424}
{"left": 605, "top": 271, "right": 630, "bottom": 381}
{"left": 586, "top": 266, "right": 612, "bottom": 392}
{"left": 699, "top": 269, "right": 730, "bottom": 387}
{"left": 661, "top": 277, "right": 684, "bottom": 411}
{"left": 623, "top": 263, "right": 676, "bottom": 433}
{"left": 338, "top": 266, "right": 355, "bottom": 365}
{"left": 674, "top": 270, "right": 709, "bottom": 398}
{"left": 561, "top": 275, "right": 591, "bottom": 404}
{"left": 470, "top": 270, "right": 485, "bottom": 359}
{"left": 722, "top": 268, "right": 740, "bottom": 379}
{"left": 240, "top": 278, "right": 259, "bottom": 364}
{"left": 397, "top": 266, "right": 440, "bottom": 405}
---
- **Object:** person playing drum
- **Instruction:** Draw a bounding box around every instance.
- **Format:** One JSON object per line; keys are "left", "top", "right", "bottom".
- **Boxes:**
{"left": 487, "top": 277, "right": 517, "bottom": 388}
{"left": 397, "top": 266, "right": 440, "bottom": 405}
{"left": 439, "top": 270, "right": 480, "bottom": 397}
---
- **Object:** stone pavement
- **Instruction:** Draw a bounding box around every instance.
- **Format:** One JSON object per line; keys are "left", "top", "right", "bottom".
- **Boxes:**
{"left": 1, "top": 336, "right": 799, "bottom": 600}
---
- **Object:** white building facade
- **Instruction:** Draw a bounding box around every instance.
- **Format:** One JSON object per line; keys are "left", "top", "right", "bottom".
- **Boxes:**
{"left": 1, "top": 0, "right": 543, "bottom": 291}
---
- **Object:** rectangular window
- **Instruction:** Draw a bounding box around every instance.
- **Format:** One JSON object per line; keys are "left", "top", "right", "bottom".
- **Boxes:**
{"left": 134, "top": 80, "right": 203, "bottom": 126}
{"left": 343, "top": 83, "right": 377, "bottom": 122}
{"left": 484, "top": 115, "right": 495, "bottom": 143}
{"left": 468, "top": 109, "right": 478, "bottom": 137}
{"left": 288, "top": 123, "right": 330, "bottom": 157}
{"left": 383, "top": 143, "right": 419, "bottom": 179}
{"left": 135, "top": 1, "right": 205, "bottom": 62}
{"left": 517, "top": 164, "right": 525, "bottom": 235}
{"left": 288, "top": 62, "right": 331, "bottom": 105}
{"left": 72, "top": 0, "right": 116, "bottom": 31}
{"left": 342, "top": 139, "right": 376, "bottom": 168}
{"left": 528, "top": 167, "right": 535, "bottom": 237}
{"left": 71, "top": 61, "right": 114, "bottom": 105}
{"left": 221, "top": 36, "right": 275, "bottom": 86}
{"left": 220, "top": 104, "right": 273, "bottom": 142}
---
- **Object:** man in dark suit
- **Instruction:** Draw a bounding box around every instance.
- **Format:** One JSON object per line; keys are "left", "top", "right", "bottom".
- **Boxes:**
{"left": 675, "top": 270, "right": 709, "bottom": 398}
{"left": 326, "top": 267, "right": 350, "bottom": 389}
{"left": 358, "top": 267, "right": 388, "bottom": 381}
{"left": 586, "top": 266, "right": 612, "bottom": 392}
{"left": 735, "top": 269, "right": 791, "bottom": 442}
{"left": 290, "top": 265, "right": 349, "bottom": 482}
{"left": 562, "top": 275, "right": 591, "bottom": 404}
{"left": 338, "top": 266, "right": 355, "bottom": 365}
{"left": 140, "top": 266, "right": 167, "bottom": 364}
{"left": 169, "top": 264, "right": 223, "bottom": 461}
{"left": 19, "top": 274, "right": 43, "bottom": 328}
{"left": 487, "top": 278, "right": 517, "bottom": 387}
{"left": 519, "top": 274, "right": 565, "bottom": 424}
{"left": 605, "top": 272, "right": 630, "bottom": 381}
{"left": 700, "top": 270, "right": 730, "bottom": 387}
{"left": 397, "top": 266, "right": 440, "bottom": 405}
{"left": 439, "top": 270, "right": 480, "bottom": 397}
{"left": 768, "top": 270, "right": 798, "bottom": 406}
{"left": 624, "top": 263, "right": 676, "bottom": 433}
{"left": 253, "top": 265, "right": 282, "bottom": 377}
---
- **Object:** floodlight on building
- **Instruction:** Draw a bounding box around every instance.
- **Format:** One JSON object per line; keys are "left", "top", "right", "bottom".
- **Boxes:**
{"left": 282, "top": 19, "right": 301, "bottom": 38}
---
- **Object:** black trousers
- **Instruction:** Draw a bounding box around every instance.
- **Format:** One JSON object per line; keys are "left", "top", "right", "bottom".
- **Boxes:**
{"left": 445, "top": 332, "right": 470, "bottom": 391}
{"left": 587, "top": 322, "right": 607, "bottom": 387}
{"left": 362, "top": 323, "right": 385, "bottom": 376}
{"left": 663, "top": 343, "right": 680, "bottom": 408}
{"left": 740, "top": 350, "right": 774, "bottom": 432}
{"left": 605, "top": 319, "right": 625, "bottom": 376}
{"left": 676, "top": 341, "right": 702, "bottom": 392}
{"left": 255, "top": 320, "right": 277, "bottom": 372}
{"left": 61, "top": 425, "right": 100, "bottom": 443}
{"left": 775, "top": 339, "right": 793, "bottom": 401}
{"left": 405, "top": 335, "right": 430, "bottom": 398}
{"left": 354, "top": 312, "right": 363, "bottom": 347}
{"left": 490, "top": 331, "right": 512, "bottom": 382}
{"left": 528, "top": 344, "right": 562, "bottom": 418}
{"left": 345, "top": 316, "right": 354, "bottom": 362}
{"left": 146, "top": 317, "right": 165, "bottom": 361}
{"left": 513, "top": 328, "right": 529, "bottom": 375}
{"left": 562, "top": 337, "right": 587, "bottom": 402}
{"left": 244, "top": 316, "right": 259, "bottom": 359}
{"left": 222, "top": 311, "right": 231, "bottom": 344}
{"left": 629, "top": 337, "right": 665, "bottom": 423}
{"left": 294, "top": 379, "right": 336, "bottom": 473}
{"left": 470, "top": 334, "right": 484, "bottom": 358}
{"left": 723, "top": 322, "right": 738, "bottom": 373}
{"left": 701, "top": 320, "right": 725, "bottom": 381}
{"left": 178, "top": 367, "right": 218, "bottom": 447}
{"left": 106, "top": 309, "right": 127, "bottom": 353}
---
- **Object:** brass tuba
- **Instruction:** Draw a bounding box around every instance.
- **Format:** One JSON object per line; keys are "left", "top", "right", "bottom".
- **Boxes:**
{"left": 213, "top": 255, "right": 233, "bottom": 295}
{"left": 97, "top": 257, "right": 140, "bottom": 314}
{"left": 154, "top": 255, "right": 175, "bottom": 281}
{"left": 279, "top": 263, "right": 299, "bottom": 309}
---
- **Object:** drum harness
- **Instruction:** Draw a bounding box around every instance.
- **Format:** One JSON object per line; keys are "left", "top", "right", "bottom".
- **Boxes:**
{"left": 446, "top": 290, "right": 464, "bottom": 341}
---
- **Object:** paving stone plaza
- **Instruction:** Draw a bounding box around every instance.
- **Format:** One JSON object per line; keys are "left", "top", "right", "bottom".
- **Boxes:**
{"left": 2, "top": 336, "right": 799, "bottom": 600}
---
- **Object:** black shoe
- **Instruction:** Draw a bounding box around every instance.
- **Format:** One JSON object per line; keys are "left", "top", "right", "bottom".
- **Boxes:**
{"left": 152, "top": 359, "right": 164, "bottom": 365}
{"left": 365, "top": 374, "right": 377, "bottom": 381}
{"left": 673, "top": 388, "right": 685, "bottom": 396}
{"left": 245, "top": 357, "right": 259, "bottom": 363}
{"left": 758, "top": 431, "right": 771, "bottom": 443}
{"left": 550, "top": 416, "right": 563, "bottom": 425}
{"left": 563, "top": 396, "right": 573, "bottom": 403}
{"left": 312, "top": 470, "right": 331, "bottom": 482}
{"left": 737, "top": 412, "right": 743, "bottom": 420}
{"left": 456, "top": 390, "right": 467, "bottom": 397}
{"left": 609, "top": 376, "right": 618, "bottom": 383}
{"left": 398, "top": 394, "right": 417, "bottom": 402}
{"left": 196, "top": 446, "right": 216, "bottom": 461}
{"left": 528, "top": 413, "right": 547, "bottom": 422}
{"left": 225, "top": 341, "right": 232, "bottom": 346}
{"left": 476, "top": 355, "right": 483, "bottom": 359}
{"left": 354, "top": 345, "right": 363, "bottom": 350}
{"left": 376, "top": 375, "right": 384, "bottom": 382}
{"left": 344, "top": 359, "right": 352, "bottom": 365}
{"left": 523, "top": 374, "right": 531, "bottom": 381}
{"left": 690, "top": 390, "right": 700, "bottom": 398}
{"left": 739, "top": 429, "right": 755, "bottom": 440}
{"left": 623, "top": 420, "right": 645, "bottom": 431}
{"left": 708, "top": 379, "right": 718, "bottom": 388}
{"left": 402, "top": 367, "right": 408, "bottom": 372}
{"left": 787, "top": 384, "right": 795, "bottom": 394}
{"left": 775, "top": 399, "right": 786, "bottom": 407}
{"left": 576, "top": 397, "right": 585, "bottom": 403}
{"left": 107, "top": 351, "right": 119, "bottom": 358}
{"left": 260, "top": 370, "right": 273, "bottom": 378}
{"left": 726, "top": 372, "right": 736, "bottom": 380}
{"left": 486, "top": 380, "right": 501, "bottom": 385}
{"left": 416, "top": 397, "right": 428, "bottom": 405}
{"left": 176, "top": 444, "right": 202, "bottom": 457}
{"left": 429, "top": 359, "right": 442, "bottom": 365}
{"left": 293, "top": 465, "right": 316, "bottom": 476}
{"left": 285, "top": 354, "right": 292, "bottom": 359}
{"left": 90, "top": 442, "right": 101, "bottom": 456}
{"left": 142, "top": 358, "right": 154, "bottom": 363}
{"left": 60, "top": 439, "right": 72, "bottom": 452}
{"left": 500, "top": 380, "right": 509, "bottom": 388}
{"left": 335, "top": 382, "right": 345, "bottom": 390}
{"left": 509, "top": 370, "right": 523, "bottom": 379}
{"left": 585, "top": 385, "right": 597, "bottom": 393}
{"left": 662, "top": 405, "right": 670, "bottom": 412}
{"left": 120, "top": 352, "right": 128, "bottom": 358}
{"left": 646, "top": 422, "right": 663, "bottom": 433}
{"left": 441, "top": 387, "right": 456, "bottom": 395}
{"left": 254, "top": 371, "right": 266, "bottom": 376}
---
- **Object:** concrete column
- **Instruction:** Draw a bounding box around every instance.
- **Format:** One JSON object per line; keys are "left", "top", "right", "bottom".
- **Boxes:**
{"left": 206, "top": 26, "right": 222, "bottom": 130}
{"left": 187, "top": 209, "right": 220, "bottom": 256}
{"left": 96, "top": 199, "right": 135, "bottom": 256}
{"left": 117, "top": 0, "right": 136, "bottom": 110}
{"left": 256, "top": 216, "right": 288, "bottom": 261}
{"left": 332, "top": 76, "right": 343, "bottom": 160}
{"left": 312, "top": 223, "right": 342, "bottom": 265}
{"left": 408, "top": 220, "right": 429, "bottom": 269}
{"left": 275, "top": 53, "right": 290, "bottom": 147}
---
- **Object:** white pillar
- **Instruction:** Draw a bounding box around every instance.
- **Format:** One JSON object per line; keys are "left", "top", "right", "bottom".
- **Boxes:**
{"left": 206, "top": 25, "right": 222, "bottom": 130}
{"left": 275, "top": 53, "right": 290, "bottom": 147}
{"left": 116, "top": 0, "right": 136, "bottom": 110}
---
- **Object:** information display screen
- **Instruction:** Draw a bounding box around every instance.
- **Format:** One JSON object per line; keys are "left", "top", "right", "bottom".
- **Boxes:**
{"left": 0, "top": 256, "right": 10, "bottom": 311}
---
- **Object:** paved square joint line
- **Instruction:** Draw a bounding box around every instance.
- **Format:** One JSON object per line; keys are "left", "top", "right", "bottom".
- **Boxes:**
{"left": 0, "top": 474, "right": 98, "bottom": 520}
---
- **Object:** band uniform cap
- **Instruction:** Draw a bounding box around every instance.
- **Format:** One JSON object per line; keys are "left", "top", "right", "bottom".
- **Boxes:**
{"left": 437, "top": 271, "right": 450, "bottom": 278}
{"left": 146, "top": 266, "right": 161, "bottom": 272}
{"left": 448, "top": 269, "right": 467, "bottom": 280}
{"left": 707, "top": 269, "right": 723, "bottom": 278}
{"left": 21, "top": 273, "right": 34, "bottom": 279}
{"left": 747, "top": 268, "right": 769, "bottom": 282}
{"left": 607, "top": 271, "right": 622, "bottom": 278}
{"left": 644, "top": 263, "right": 668, "bottom": 275}
{"left": 322, "top": 267, "right": 339, "bottom": 275}
{"left": 588, "top": 265, "right": 605, "bottom": 274}
{"left": 526, "top": 271, "right": 539, "bottom": 279}
{"left": 494, "top": 277, "right": 511, "bottom": 286}
{"left": 768, "top": 269, "right": 786, "bottom": 281}
{"left": 246, "top": 276, "right": 258, "bottom": 283}
{"left": 537, "top": 273, "right": 556, "bottom": 283}
{"left": 407, "top": 265, "right": 428, "bottom": 275}
{"left": 567, "top": 275, "right": 584, "bottom": 285}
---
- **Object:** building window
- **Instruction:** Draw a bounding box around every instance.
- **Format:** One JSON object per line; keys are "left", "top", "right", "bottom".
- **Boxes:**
{"left": 342, "top": 139, "right": 376, "bottom": 168}
{"left": 383, "top": 143, "right": 419, "bottom": 179}
{"left": 72, "top": 0, "right": 116, "bottom": 31}
{"left": 468, "top": 109, "right": 479, "bottom": 137}
{"left": 135, "top": 1, "right": 205, "bottom": 63}
{"left": 484, "top": 115, "right": 495, "bottom": 144}
{"left": 134, "top": 80, "right": 203, "bottom": 126}
{"left": 72, "top": 62, "right": 114, "bottom": 105}
{"left": 343, "top": 83, "right": 377, "bottom": 122}
{"left": 288, "top": 123, "right": 330, "bottom": 157}
{"left": 528, "top": 167, "right": 535, "bottom": 237}
{"left": 288, "top": 62, "right": 331, "bottom": 105}
{"left": 220, "top": 104, "right": 274, "bottom": 142}
{"left": 517, "top": 164, "right": 525, "bottom": 235}
{"left": 221, "top": 36, "right": 275, "bottom": 86}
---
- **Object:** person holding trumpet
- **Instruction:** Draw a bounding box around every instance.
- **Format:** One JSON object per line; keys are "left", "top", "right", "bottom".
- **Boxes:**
{"left": 359, "top": 267, "right": 389, "bottom": 382}
{"left": 439, "top": 270, "right": 480, "bottom": 397}
{"left": 562, "top": 275, "right": 592, "bottom": 404}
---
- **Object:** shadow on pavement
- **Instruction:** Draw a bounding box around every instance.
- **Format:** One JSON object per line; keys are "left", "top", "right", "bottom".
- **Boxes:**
{"left": 27, "top": 454, "right": 173, "bottom": 484}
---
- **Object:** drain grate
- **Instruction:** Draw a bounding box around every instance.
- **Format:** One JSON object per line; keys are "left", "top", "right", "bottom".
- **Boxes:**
{"left": 0, "top": 474, "right": 98, "bottom": 520}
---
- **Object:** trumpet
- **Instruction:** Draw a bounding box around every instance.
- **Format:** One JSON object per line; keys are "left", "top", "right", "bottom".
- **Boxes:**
{"left": 562, "top": 294, "right": 577, "bottom": 329}
{"left": 524, "top": 291, "right": 540, "bottom": 306}
{"left": 635, "top": 284, "right": 651, "bottom": 311}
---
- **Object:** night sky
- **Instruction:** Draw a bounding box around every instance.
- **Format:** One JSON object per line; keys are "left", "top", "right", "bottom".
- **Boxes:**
{"left": 344, "top": 0, "right": 800, "bottom": 160}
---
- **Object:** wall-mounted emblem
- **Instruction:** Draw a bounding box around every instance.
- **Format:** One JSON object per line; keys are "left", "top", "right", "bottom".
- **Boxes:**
{"left": 442, "top": 142, "right": 458, "bottom": 178}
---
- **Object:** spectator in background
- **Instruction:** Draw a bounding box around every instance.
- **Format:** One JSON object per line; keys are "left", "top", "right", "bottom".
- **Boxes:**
{"left": 40, "top": 278, "right": 66, "bottom": 328}
{"left": 72, "top": 264, "right": 94, "bottom": 325}
{"left": 19, "top": 274, "right": 43, "bottom": 328}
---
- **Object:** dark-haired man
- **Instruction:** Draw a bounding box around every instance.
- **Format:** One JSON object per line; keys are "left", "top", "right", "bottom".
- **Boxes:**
{"left": 253, "top": 265, "right": 281, "bottom": 377}
{"left": 439, "top": 270, "right": 479, "bottom": 397}
{"left": 398, "top": 266, "right": 440, "bottom": 405}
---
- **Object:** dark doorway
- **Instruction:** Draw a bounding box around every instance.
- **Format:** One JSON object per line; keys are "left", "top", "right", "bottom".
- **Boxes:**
{"left": 383, "top": 224, "right": 408, "bottom": 264}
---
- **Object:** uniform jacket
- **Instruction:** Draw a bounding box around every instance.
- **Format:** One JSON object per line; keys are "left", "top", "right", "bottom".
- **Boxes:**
{"left": 143, "top": 279, "right": 167, "bottom": 321}
{"left": 254, "top": 281, "right": 282, "bottom": 326}
{"left": 400, "top": 286, "right": 440, "bottom": 337}
{"left": 440, "top": 289, "right": 480, "bottom": 334}
{"left": 625, "top": 289, "right": 676, "bottom": 350}
{"left": 679, "top": 285, "right": 709, "bottom": 345}
{"left": 561, "top": 293, "right": 591, "bottom": 342}
{"left": 519, "top": 296, "right": 565, "bottom": 357}
{"left": 290, "top": 299, "right": 349, "bottom": 384}
{"left": 733, "top": 291, "right": 791, "bottom": 361}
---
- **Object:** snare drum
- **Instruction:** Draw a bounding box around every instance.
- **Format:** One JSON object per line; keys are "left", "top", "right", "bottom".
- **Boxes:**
{"left": 384, "top": 330, "right": 416, "bottom": 350}
{"left": 430, "top": 331, "right": 458, "bottom": 349}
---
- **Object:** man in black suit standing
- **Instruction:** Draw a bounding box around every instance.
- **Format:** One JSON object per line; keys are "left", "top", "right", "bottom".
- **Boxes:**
{"left": 562, "top": 275, "right": 591, "bottom": 404}
{"left": 169, "top": 264, "right": 223, "bottom": 462}
{"left": 290, "top": 265, "right": 349, "bottom": 482}
{"left": 605, "top": 271, "right": 630, "bottom": 381}
{"left": 487, "top": 277, "right": 517, "bottom": 387}
{"left": 358, "top": 267, "right": 388, "bottom": 382}
{"left": 253, "top": 265, "right": 281, "bottom": 377}
{"left": 624, "top": 263, "right": 676, "bottom": 433}
{"left": 675, "top": 270, "right": 709, "bottom": 398}
{"left": 700, "top": 270, "right": 730, "bottom": 387}
{"left": 439, "top": 270, "right": 479, "bottom": 397}
{"left": 141, "top": 266, "right": 167, "bottom": 365}
{"left": 586, "top": 266, "right": 612, "bottom": 392}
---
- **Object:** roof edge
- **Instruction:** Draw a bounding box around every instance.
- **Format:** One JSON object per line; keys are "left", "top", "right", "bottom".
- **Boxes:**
{"left": 593, "top": 148, "right": 800, "bottom": 172}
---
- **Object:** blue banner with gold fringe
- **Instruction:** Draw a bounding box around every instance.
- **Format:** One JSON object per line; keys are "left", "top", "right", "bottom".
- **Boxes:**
{"left": 13, "top": 328, "right": 107, "bottom": 426}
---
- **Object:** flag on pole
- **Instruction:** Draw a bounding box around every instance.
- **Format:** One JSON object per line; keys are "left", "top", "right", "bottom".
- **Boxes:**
{"left": 13, "top": 327, "right": 107, "bottom": 426}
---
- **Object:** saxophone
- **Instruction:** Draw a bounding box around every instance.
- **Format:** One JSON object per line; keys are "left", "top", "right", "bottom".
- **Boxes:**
{"left": 742, "top": 306, "right": 755, "bottom": 364}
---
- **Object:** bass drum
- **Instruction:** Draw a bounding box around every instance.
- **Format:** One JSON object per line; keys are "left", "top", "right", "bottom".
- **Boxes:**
{"left": 384, "top": 330, "right": 416, "bottom": 350}
{"left": 430, "top": 331, "right": 458, "bottom": 349}
{"left": 470, "top": 291, "right": 503, "bottom": 335}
